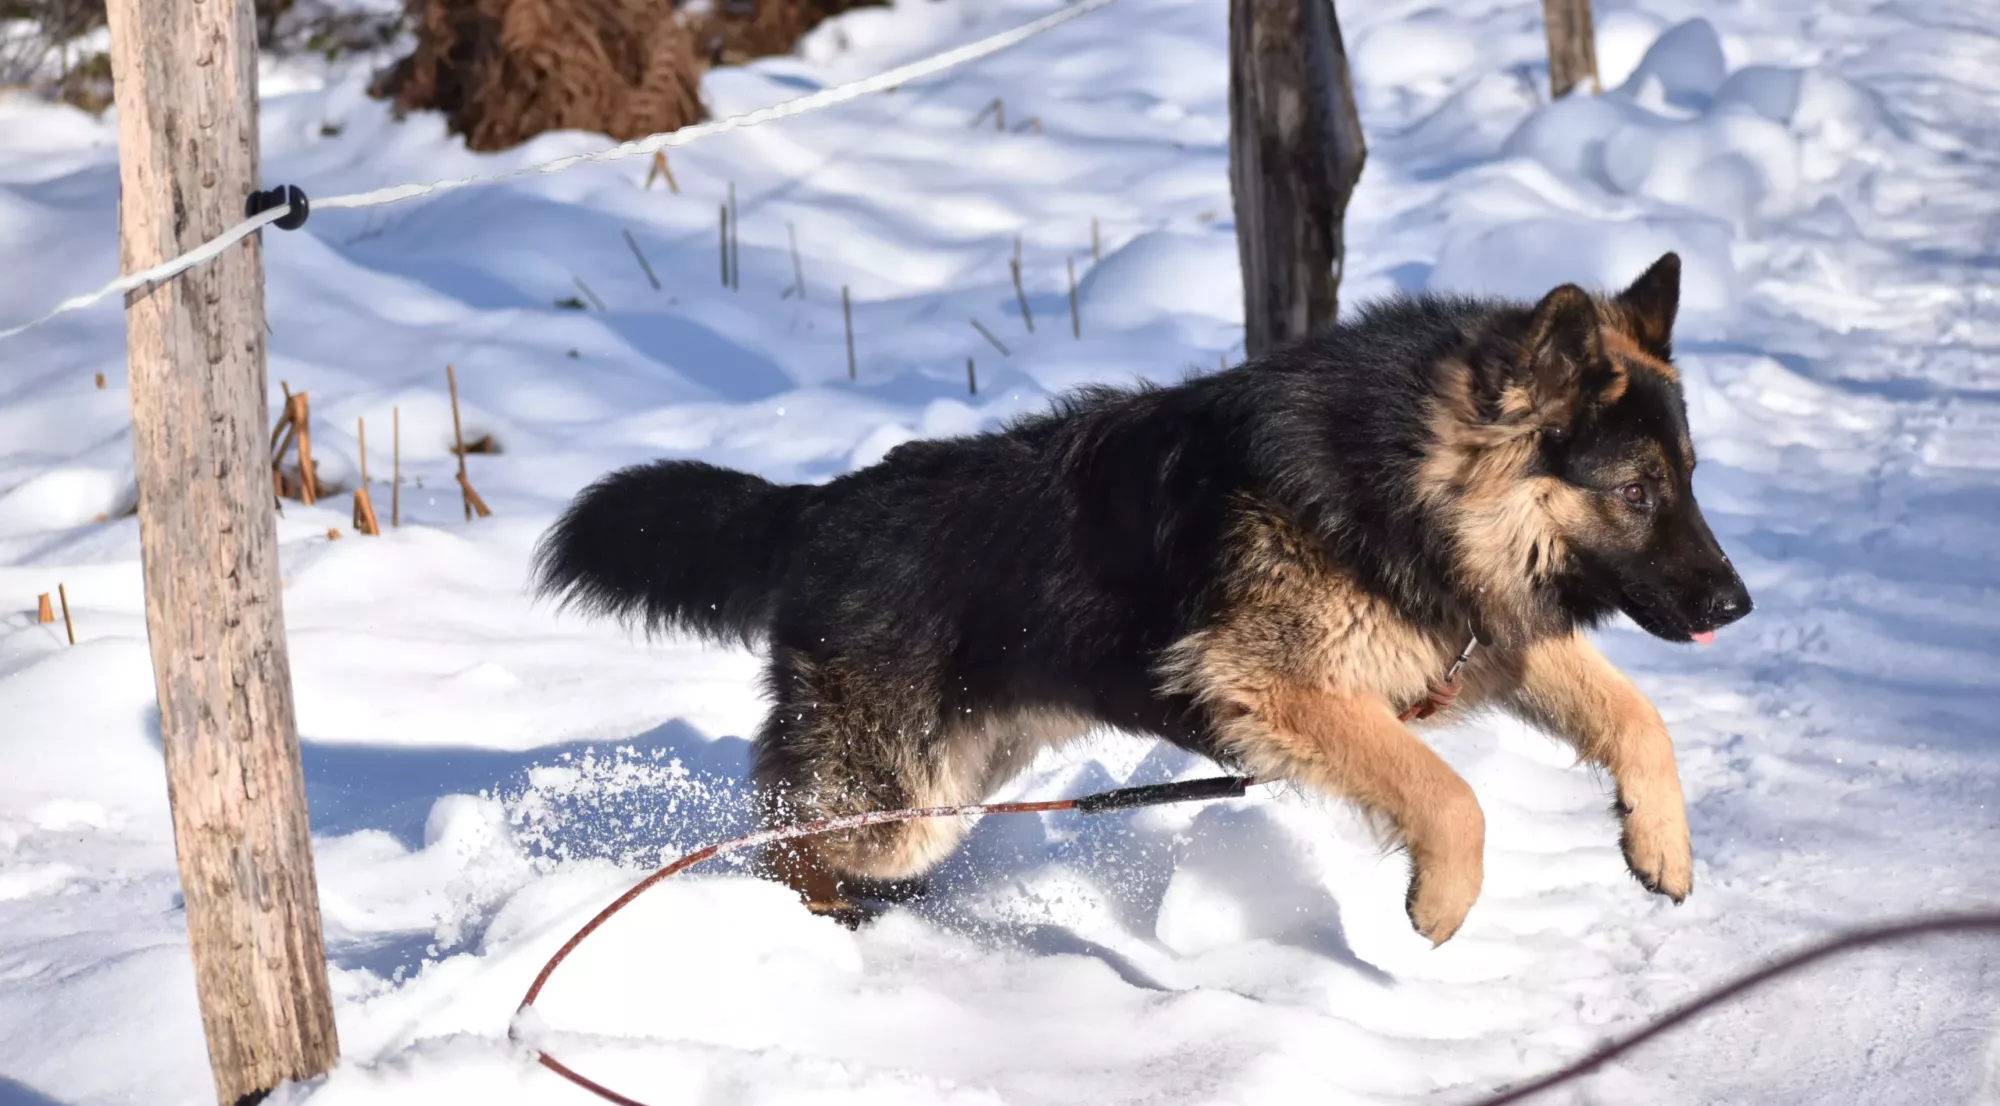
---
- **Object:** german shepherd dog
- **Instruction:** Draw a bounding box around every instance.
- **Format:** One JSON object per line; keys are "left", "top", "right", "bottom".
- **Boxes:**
{"left": 535, "top": 252, "right": 1752, "bottom": 945}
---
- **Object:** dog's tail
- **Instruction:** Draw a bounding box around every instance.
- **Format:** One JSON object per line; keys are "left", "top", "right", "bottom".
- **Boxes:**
{"left": 533, "top": 460, "right": 815, "bottom": 645}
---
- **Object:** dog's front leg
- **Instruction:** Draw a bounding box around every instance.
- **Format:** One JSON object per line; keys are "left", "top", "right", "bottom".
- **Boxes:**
{"left": 1507, "top": 633, "right": 1693, "bottom": 902}
{"left": 1221, "top": 683, "right": 1487, "bottom": 945}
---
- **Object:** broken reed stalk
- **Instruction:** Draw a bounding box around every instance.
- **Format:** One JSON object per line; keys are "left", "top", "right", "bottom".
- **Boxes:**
{"left": 445, "top": 364, "right": 491, "bottom": 520}
{"left": 1091, "top": 217, "right": 1101, "bottom": 264}
{"left": 967, "top": 357, "right": 977, "bottom": 396}
{"left": 37, "top": 593, "right": 54, "bottom": 624}
{"left": 391, "top": 406, "right": 400, "bottom": 527}
{"left": 719, "top": 205, "right": 730, "bottom": 287}
{"left": 57, "top": 583, "right": 74, "bottom": 645}
{"left": 455, "top": 472, "right": 492, "bottom": 518}
{"left": 995, "top": 98, "right": 1005, "bottom": 131}
{"left": 573, "top": 276, "right": 607, "bottom": 312}
{"left": 728, "top": 183, "right": 740, "bottom": 292}
{"left": 645, "top": 151, "right": 680, "bottom": 193}
{"left": 787, "top": 222, "right": 806, "bottom": 300}
{"left": 352, "top": 418, "right": 381, "bottom": 536}
{"left": 1068, "top": 256, "right": 1080, "bottom": 338}
{"left": 267, "top": 389, "right": 316, "bottom": 503}
{"left": 968, "top": 97, "right": 1002, "bottom": 129}
{"left": 623, "top": 230, "right": 661, "bottom": 291}
{"left": 1010, "top": 257, "right": 1034, "bottom": 333}
{"left": 292, "top": 393, "right": 319, "bottom": 505}
{"left": 842, "top": 285, "right": 856, "bottom": 380}
{"left": 270, "top": 410, "right": 298, "bottom": 484}
{"left": 970, "top": 317, "right": 1011, "bottom": 356}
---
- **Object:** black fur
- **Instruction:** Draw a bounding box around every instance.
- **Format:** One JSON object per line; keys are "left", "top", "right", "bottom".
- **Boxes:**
{"left": 535, "top": 283, "right": 1747, "bottom": 820}
{"left": 534, "top": 460, "right": 818, "bottom": 647}
{"left": 534, "top": 295, "right": 1534, "bottom": 761}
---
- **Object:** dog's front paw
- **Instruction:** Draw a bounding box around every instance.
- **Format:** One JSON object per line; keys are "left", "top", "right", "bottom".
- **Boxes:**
{"left": 1619, "top": 801, "right": 1693, "bottom": 903}
{"left": 1404, "top": 863, "right": 1481, "bottom": 946}
{"left": 1403, "top": 793, "right": 1486, "bottom": 946}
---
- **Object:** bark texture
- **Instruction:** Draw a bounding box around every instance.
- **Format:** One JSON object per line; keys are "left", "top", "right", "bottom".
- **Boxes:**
{"left": 105, "top": 0, "right": 339, "bottom": 1098}
{"left": 1543, "top": 0, "right": 1601, "bottom": 100}
{"left": 1228, "top": 0, "right": 1366, "bottom": 359}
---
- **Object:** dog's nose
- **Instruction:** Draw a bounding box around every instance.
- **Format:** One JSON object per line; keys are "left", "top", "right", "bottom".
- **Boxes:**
{"left": 1704, "top": 578, "right": 1753, "bottom": 629}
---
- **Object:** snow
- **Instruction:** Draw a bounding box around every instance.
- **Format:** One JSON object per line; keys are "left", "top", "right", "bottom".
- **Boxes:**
{"left": 3, "top": 0, "right": 1999, "bottom": 1103}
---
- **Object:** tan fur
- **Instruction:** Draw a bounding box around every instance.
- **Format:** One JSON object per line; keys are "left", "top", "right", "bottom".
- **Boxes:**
{"left": 870, "top": 704, "right": 1093, "bottom": 879}
{"left": 1413, "top": 362, "right": 1603, "bottom": 645}
{"left": 769, "top": 702, "right": 1091, "bottom": 913}
{"left": 1158, "top": 501, "right": 1507, "bottom": 943}
{"left": 1603, "top": 325, "right": 1694, "bottom": 463}
{"left": 1506, "top": 633, "right": 1692, "bottom": 900}
{"left": 1599, "top": 319, "right": 1680, "bottom": 383}
{"left": 1159, "top": 501, "right": 1472, "bottom": 712}
{"left": 1161, "top": 450, "right": 1692, "bottom": 940}
{"left": 1206, "top": 683, "right": 1487, "bottom": 945}
{"left": 769, "top": 268, "right": 1704, "bottom": 937}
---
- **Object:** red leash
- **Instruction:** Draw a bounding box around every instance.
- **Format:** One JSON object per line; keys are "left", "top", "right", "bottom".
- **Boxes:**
{"left": 510, "top": 775, "right": 1261, "bottom": 1102}
{"left": 509, "top": 774, "right": 2000, "bottom": 1106}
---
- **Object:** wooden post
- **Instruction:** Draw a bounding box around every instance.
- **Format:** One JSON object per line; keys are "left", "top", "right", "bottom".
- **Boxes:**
{"left": 104, "top": 0, "right": 341, "bottom": 1097}
{"left": 57, "top": 583, "right": 75, "bottom": 645}
{"left": 1543, "top": 0, "right": 1601, "bottom": 100}
{"left": 37, "top": 592, "right": 55, "bottom": 624}
{"left": 1228, "top": 0, "right": 1366, "bottom": 359}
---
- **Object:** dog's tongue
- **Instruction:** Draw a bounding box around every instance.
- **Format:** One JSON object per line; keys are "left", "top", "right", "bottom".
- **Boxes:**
{"left": 1691, "top": 630, "right": 1717, "bottom": 646}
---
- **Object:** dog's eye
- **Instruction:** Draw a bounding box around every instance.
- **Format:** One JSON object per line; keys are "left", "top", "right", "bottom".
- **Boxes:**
{"left": 1620, "top": 482, "right": 1649, "bottom": 507}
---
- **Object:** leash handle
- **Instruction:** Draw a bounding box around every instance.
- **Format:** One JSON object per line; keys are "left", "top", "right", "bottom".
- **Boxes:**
{"left": 1073, "top": 774, "right": 1256, "bottom": 813}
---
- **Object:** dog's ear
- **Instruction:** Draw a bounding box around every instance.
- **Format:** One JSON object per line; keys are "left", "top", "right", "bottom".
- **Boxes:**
{"left": 1613, "top": 252, "right": 1680, "bottom": 359}
{"left": 1517, "top": 283, "right": 1604, "bottom": 418}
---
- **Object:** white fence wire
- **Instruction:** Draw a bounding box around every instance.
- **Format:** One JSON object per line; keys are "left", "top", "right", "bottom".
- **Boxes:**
{"left": 0, "top": 0, "right": 1115, "bottom": 343}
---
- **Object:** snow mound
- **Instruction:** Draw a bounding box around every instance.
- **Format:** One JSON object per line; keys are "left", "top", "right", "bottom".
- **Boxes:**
{"left": 1498, "top": 18, "right": 1893, "bottom": 230}
{"left": 0, "top": 466, "right": 135, "bottom": 537}
{"left": 1078, "top": 228, "right": 1243, "bottom": 331}
{"left": 1617, "top": 17, "right": 1728, "bottom": 111}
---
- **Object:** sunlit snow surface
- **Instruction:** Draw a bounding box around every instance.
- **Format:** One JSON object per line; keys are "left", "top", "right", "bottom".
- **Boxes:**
{"left": 1, "top": 0, "right": 1997, "bottom": 1102}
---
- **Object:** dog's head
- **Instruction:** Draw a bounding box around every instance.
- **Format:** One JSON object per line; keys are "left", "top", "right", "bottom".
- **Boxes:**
{"left": 1435, "top": 253, "right": 1752, "bottom": 644}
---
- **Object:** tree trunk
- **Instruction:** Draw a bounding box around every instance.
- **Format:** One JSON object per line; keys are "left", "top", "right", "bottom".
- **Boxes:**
{"left": 1228, "top": 0, "right": 1366, "bottom": 360}
{"left": 104, "top": 0, "right": 341, "bottom": 1101}
{"left": 1543, "top": 0, "right": 1600, "bottom": 100}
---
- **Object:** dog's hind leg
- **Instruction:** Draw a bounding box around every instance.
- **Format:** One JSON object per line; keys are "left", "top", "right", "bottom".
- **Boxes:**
{"left": 749, "top": 648, "right": 980, "bottom": 922}
{"left": 1210, "top": 682, "right": 1487, "bottom": 946}
{"left": 1506, "top": 632, "right": 1692, "bottom": 903}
